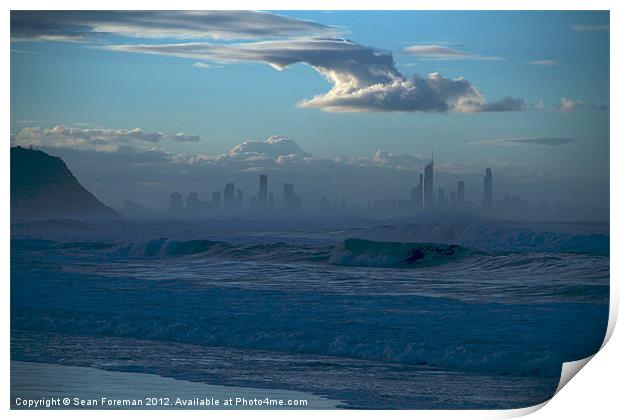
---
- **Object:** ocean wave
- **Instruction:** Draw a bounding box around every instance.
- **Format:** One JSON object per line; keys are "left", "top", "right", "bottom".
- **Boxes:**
{"left": 357, "top": 221, "right": 609, "bottom": 254}
{"left": 11, "top": 293, "right": 607, "bottom": 378}
{"left": 329, "top": 238, "right": 471, "bottom": 268}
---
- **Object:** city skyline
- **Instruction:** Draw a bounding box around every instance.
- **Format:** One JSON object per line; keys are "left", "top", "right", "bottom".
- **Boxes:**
{"left": 116, "top": 163, "right": 606, "bottom": 221}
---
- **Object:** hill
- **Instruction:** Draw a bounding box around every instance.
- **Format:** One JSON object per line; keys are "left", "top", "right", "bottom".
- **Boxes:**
{"left": 11, "top": 146, "right": 118, "bottom": 220}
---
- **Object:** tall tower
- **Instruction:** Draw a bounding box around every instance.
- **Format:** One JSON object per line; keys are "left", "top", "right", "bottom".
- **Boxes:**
{"left": 258, "top": 174, "right": 268, "bottom": 208}
{"left": 169, "top": 192, "right": 183, "bottom": 214}
{"left": 423, "top": 153, "right": 434, "bottom": 209}
{"left": 236, "top": 189, "right": 243, "bottom": 208}
{"left": 483, "top": 168, "right": 493, "bottom": 209}
{"left": 224, "top": 182, "right": 236, "bottom": 209}
{"left": 283, "top": 183, "right": 301, "bottom": 211}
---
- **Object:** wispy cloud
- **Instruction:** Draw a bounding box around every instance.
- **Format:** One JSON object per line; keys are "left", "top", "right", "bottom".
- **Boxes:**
{"left": 192, "top": 62, "right": 222, "bottom": 69}
{"left": 527, "top": 59, "right": 558, "bottom": 66}
{"left": 10, "top": 11, "right": 341, "bottom": 42}
{"left": 403, "top": 45, "right": 471, "bottom": 59}
{"left": 170, "top": 132, "right": 200, "bottom": 142}
{"left": 471, "top": 137, "right": 575, "bottom": 147}
{"left": 570, "top": 24, "right": 610, "bottom": 32}
{"left": 108, "top": 38, "right": 524, "bottom": 114}
{"left": 403, "top": 44, "right": 502, "bottom": 61}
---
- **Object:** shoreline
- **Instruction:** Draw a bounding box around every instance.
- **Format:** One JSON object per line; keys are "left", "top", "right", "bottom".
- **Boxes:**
{"left": 11, "top": 360, "right": 343, "bottom": 410}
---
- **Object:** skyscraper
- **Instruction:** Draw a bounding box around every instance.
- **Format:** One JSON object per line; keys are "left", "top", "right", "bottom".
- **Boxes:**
{"left": 169, "top": 192, "right": 183, "bottom": 214}
{"left": 223, "top": 183, "right": 236, "bottom": 209}
{"left": 483, "top": 168, "right": 493, "bottom": 209}
{"left": 411, "top": 173, "right": 424, "bottom": 209}
{"left": 236, "top": 189, "right": 243, "bottom": 208}
{"left": 283, "top": 183, "right": 301, "bottom": 211}
{"left": 257, "top": 174, "right": 268, "bottom": 208}
{"left": 437, "top": 188, "right": 447, "bottom": 209}
{"left": 186, "top": 192, "right": 199, "bottom": 210}
{"left": 423, "top": 156, "right": 434, "bottom": 209}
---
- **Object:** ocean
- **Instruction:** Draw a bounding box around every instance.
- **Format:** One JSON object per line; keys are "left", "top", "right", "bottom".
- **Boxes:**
{"left": 10, "top": 218, "right": 609, "bottom": 409}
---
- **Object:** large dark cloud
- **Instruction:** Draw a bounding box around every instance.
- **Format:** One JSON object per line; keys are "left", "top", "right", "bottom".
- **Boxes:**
{"left": 109, "top": 38, "right": 525, "bottom": 113}
{"left": 10, "top": 10, "right": 339, "bottom": 42}
{"left": 12, "top": 11, "right": 524, "bottom": 114}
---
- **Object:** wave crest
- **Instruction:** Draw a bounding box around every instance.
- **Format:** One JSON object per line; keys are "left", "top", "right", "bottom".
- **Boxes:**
{"left": 329, "top": 238, "right": 470, "bottom": 268}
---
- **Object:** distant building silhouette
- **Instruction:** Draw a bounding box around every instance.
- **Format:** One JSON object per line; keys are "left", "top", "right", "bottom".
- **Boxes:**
{"left": 411, "top": 173, "right": 423, "bottom": 210}
{"left": 268, "top": 192, "right": 274, "bottom": 209}
{"left": 483, "top": 168, "right": 493, "bottom": 209}
{"left": 449, "top": 190, "right": 456, "bottom": 209}
{"left": 423, "top": 156, "right": 434, "bottom": 209}
{"left": 186, "top": 192, "right": 199, "bottom": 210}
{"left": 258, "top": 174, "right": 268, "bottom": 209}
{"left": 320, "top": 196, "right": 331, "bottom": 212}
{"left": 169, "top": 192, "right": 183, "bottom": 214}
{"left": 236, "top": 189, "right": 244, "bottom": 208}
{"left": 283, "top": 183, "right": 302, "bottom": 211}
{"left": 224, "top": 183, "right": 236, "bottom": 209}
{"left": 437, "top": 188, "right": 447, "bottom": 209}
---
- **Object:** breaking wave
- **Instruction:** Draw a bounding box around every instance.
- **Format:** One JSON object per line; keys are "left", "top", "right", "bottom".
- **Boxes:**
{"left": 329, "top": 238, "right": 471, "bottom": 268}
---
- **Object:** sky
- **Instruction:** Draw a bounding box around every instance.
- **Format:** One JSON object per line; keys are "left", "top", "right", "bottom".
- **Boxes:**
{"left": 10, "top": 10, "right": 610, "bottom": 211}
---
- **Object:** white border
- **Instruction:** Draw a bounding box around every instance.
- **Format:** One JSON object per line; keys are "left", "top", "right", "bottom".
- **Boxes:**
{"left": 3, "top": 1, "right": 616, "bottom": 419}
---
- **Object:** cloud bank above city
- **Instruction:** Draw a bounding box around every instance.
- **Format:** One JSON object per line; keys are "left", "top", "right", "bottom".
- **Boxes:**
{"left": 10, "top": 125, "right": 200, "bottom": 152}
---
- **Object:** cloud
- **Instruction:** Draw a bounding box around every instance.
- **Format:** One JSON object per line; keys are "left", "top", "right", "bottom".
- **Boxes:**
{"left": 570, "top": 24, "right": 610, "bottom": 32}
{"left": 472, "top": 137, "right": 575, "bottom": 146}
{"left": 169, "top": 135, "right": 430, "bottom": 174}
{"left": 372, "top": 150, "right": 427, "bottom": 169}
{"left": 226, "top": 136, "right": 311, "bottom": 160}
{"left": 556, "top": 97, "right": 609, "bottom": 112}
{"left": 403, "top": 44, "right": 503, "bottom": 61}
{"left": 403, "top": 45, "right": 472, "bottom": 59}
{"left": 192, "top": 62, "right": 222, "bottom": 69}
{"left": 170, "top": 132, "right": 200, "bottom": 142}
{"left": 12, "top": 11, "right": 523, "bottom": 115}
{"left": 11, "top": 11, "right": 340, "bottom": 42}
{"left": 403, "top": 44, "right": 501, "bottom": 61}
{"left": 477, "top": 96, "right": 525, "bottom": 112}
{"left": 10, "top": 125, "right": 200, "bottom": 151}
{"left": 527, "top": 59, "right": 558, "bottom": 66}
{"left": 533, "top": 99, "right": 545, "bottom": 111}
{"left": 558, "top": 97, "right": 584, "bottom": 112}
{"left": 109, "top": 38, "right": 524, "bottom": 113}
